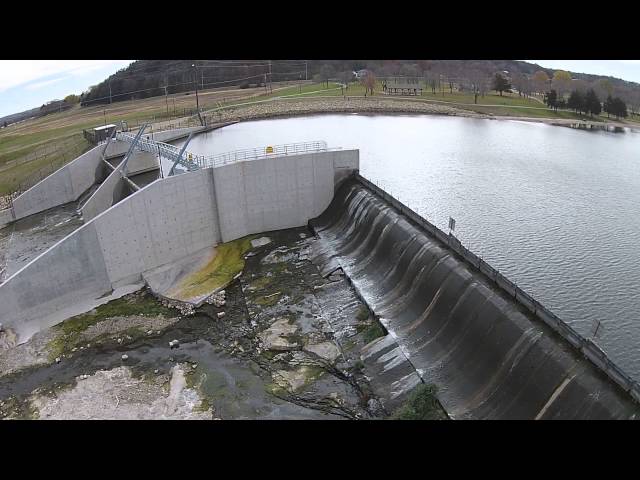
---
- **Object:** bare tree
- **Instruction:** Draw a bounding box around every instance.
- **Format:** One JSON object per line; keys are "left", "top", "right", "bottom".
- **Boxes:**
{"left": 532, "top": 70, "right": 550, "bottom": 96}
{"left": 361, "top": 71, "right": 377, "bottom": 96}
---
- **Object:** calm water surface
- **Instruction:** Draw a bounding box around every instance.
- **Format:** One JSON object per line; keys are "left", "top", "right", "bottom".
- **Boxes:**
{"left": 175, "top": 114, "right": 640, "bottom": 379}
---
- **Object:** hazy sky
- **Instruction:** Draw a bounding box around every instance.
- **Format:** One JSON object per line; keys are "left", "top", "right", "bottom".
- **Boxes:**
{"left": 527, "top": 60, "right": 640, "bottom": 82}
{"left": 2, "top": 60, "right": 640, "bottom": 119}
{"left": 0, "top": 60, "right": 133, "bottom": 118}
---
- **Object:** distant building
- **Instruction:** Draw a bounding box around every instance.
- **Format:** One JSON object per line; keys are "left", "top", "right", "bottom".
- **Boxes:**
{"left": 381, "top": 76, "right": 423, "bottom": 95}
{"left": 92, "top": 124, "right": 117, "bottom": 142}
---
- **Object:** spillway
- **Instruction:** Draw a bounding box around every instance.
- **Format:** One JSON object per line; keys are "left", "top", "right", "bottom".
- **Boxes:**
{"left": 310, "top": 176, "right": 640, "bottom": 420}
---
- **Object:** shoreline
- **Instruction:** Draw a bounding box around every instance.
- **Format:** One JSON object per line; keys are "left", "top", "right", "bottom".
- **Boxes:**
{"left": 202, "top": 96, "right": 640, "bottom": 131}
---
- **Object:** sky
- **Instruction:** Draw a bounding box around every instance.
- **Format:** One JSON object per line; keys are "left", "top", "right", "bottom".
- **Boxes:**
{"left": 0, "top": 60, "right": 133, "bottom": 118}
{"left": 2, "top": 60, "right": 640, "bottom": 119}
{"left": 527, "top": 60, "right": 640, "bottom": 83}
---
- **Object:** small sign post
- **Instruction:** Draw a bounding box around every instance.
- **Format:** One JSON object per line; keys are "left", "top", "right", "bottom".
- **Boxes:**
{"left": 590, "top": 319, "right": 604, "bottom": 341}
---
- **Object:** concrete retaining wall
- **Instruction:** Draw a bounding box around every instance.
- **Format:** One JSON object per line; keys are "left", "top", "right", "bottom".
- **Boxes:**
{"left": 9, "top": 126, "right": 204, "bottom": 223}
{"left": 0, "top": 167, "right": 219, "bottom": 339}
{"left": 214, "top": 150, "right": 359, "bottom": 242}
{"left": 0, "top": 149, "right": 357, "bottom": 340}
{"left": 81, "top": 165, "right": 129, "bottom": 222}
{"left": 11, "top": 145, "right": 108, "bottom": 220}
{"left": 0, "top": 208, "right": 15, "bottom": 228}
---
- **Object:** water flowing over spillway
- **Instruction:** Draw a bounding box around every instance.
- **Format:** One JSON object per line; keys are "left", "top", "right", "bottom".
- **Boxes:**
{"left": 310, "top": 177, "right": 639, "bottom": 420}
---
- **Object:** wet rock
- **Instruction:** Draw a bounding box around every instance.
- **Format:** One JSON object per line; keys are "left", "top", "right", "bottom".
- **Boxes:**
{"left": 55, "top": 357, "right": 61, "bottom": 364}
{"left": 205, "top": 291, "right": 227, "bottom": 307}
{"left": 169, "top": 340, "right": 180, "bottom": 349}
{"left": 305, "top": 341, "right": 341, "bottom": 362}
{"left": 258, "top": 318, "right": 300, "bottom": 351}
{"left": 121, "top": 354, "right": 129, "bottom": 361}
{"left": 217, "top": 312, "right": 226, "bottom": 319}
{"left": 251, "top": 237, "right": 272, "bottom": 248}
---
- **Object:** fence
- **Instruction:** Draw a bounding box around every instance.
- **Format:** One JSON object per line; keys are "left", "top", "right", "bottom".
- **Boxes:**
{"left": 196, "top": 141, "right": 329, "bottom": 169}
{"left": 1, "top": 137, "right": 91, "bottom": 203}
{"left": 115, "top": 133, "right": 330, "bottom": 174}
{"left": 356, "top": 172, "right": 640, "bottom": 404}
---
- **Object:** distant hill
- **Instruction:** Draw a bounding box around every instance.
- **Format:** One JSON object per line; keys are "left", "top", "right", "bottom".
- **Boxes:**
{"left": 0, "top": 106, "right": 42, "bottom": 128}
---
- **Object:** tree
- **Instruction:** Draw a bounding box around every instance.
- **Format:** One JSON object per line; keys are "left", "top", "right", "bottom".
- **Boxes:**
{"left": 64, "top": 94, "right": 79, "bottom": 104}
{"left": 584, "top": 89, "right": 601, "bottom": 117}
{"left": 532, "top": 70, "right": 550, "bottom": 95}
{"left": 552, "top": 70, "right": 572, "bottom": 99}
{"left": 568, "top": 90, "right": 585, "bottom": 114}
{"left": 319, "top": 64, "right": 334, "bottom": 88}
{"left": 492, "top": 73, "right": 510, "bottom": 96}
{"left": 338, "top": 71, "right": 353, "bottom": 94}
{"left": 603, "top": 95, "right": 613, "bottom": 118}
{"left": 545, "top": 89, "right": 558, "bottom": 111}
{"left": 612, "top": 97, "right": 628, "bottom": 119}
{"left": 511, "top": 72, "right": 527, "bottom": 97}
{"left": 361, "top": 71, "right": 376, "bottom": 96}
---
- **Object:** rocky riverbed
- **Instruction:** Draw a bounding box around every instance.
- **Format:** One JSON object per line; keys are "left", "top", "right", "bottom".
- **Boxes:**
{"left": 0, "top": 226, "right": 446, "bottom": 420}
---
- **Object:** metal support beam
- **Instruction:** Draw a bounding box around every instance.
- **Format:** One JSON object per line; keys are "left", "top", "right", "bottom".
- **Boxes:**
{"left": 101, "top": 125, "right": 117, "bottom": 161}
{"left": 169, "top": 133, "right": 194, "bottom": 177}
{"left": 120, "top": 124, "right": 148, "bottom": 176}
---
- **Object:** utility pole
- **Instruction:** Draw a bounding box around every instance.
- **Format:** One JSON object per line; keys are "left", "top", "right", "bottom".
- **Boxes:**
{"left": 268, "top": 60, "right": 272, "bottom": 94}
{"left": 192, "top": 63, "right": 203, "bottom": 126}
{"left": 201, "top": 70, "right": 204, "bottom": 90}
{"left": 164, "top": 73, "right": 169, "bottom": 116}
{"left": 109, "top": 79, "right": 112, "bottom": 104}
{"left": 305, "top": 60, "right": 308, "bottom": 81}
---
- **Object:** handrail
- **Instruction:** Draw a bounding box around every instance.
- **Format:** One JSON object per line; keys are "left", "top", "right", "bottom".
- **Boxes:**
{"left": 114, "top": 133, "right": 330, "bottom": 174}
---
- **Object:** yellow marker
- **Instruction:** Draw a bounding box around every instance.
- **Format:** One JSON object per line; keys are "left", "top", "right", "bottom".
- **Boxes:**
{"left": 266, "top": 146, "right": 274, "bottom": 154}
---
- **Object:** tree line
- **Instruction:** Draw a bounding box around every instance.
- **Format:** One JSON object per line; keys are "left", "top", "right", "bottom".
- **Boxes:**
{"left": 544, "top": 88, "right": 627, "bottom": 118}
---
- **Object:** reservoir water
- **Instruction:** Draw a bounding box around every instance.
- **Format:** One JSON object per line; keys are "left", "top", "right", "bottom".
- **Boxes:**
{"left": 174, "top": 114, "right": 640, "bottom": 380}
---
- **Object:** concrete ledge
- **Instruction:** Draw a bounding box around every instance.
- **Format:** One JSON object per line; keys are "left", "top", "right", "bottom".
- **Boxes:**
{"left": 0, "top": 208, "right": 14, "bottom": 228}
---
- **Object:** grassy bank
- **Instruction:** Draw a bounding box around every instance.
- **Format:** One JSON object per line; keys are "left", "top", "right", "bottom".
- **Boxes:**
{"left": 2, "top": 80, "right": 638, "bottom": 197}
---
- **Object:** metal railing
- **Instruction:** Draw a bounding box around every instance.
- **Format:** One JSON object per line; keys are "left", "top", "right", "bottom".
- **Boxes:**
{"left": 357, "top": 172, "right": 640, "bottom": 404}
{"left": 115, "top": 133, "right": 329, "bottom": 174}
{"left": 115, "top": 132, "right": 200, "bottom": 171}
{"left": 196, "top": 140, "right": 328, "bottom": 169}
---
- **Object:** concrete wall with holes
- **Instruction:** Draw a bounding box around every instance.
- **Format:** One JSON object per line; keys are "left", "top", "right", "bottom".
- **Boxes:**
{"left": 0, "top": 150, "right": 358, "bottom": 340}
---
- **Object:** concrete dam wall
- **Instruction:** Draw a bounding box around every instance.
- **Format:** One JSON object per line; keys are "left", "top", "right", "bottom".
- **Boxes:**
{"left": 310, "top": 177, "right": 640, "bottom": 420}
{"left": 0, "top": 149, "right": 359, "bottom": 342}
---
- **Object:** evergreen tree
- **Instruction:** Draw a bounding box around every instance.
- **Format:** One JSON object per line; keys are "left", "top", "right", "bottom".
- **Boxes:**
{"left": 567, "top": 90, "right": 585, "bottom": 114}
{"left": 545, "top": 89, "right": 558, "bottom": 111}
{"left": 603, "top": 95, "right": 613, "bottom": 118}
{"left": 492, "top": 73, "right": 511, "bottom": 96}
{"left": 612, "top": 97, "right": 628, "bottom": 119}
{"left": 584, "top": 89, "right": 601, "bottom": 117}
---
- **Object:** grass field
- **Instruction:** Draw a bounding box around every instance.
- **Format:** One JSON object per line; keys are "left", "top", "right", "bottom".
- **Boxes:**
{"left": 2, "top": 79, "right": 638, "bottom": 198}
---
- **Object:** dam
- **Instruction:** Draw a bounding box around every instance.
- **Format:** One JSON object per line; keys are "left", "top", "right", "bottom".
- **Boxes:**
{"left": 1, "top": 121, "right": 639, "bottom": 419}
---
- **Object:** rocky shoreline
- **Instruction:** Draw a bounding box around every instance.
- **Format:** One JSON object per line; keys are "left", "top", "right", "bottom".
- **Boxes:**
{"left": 206, "top": 96, "right": 487, "bottom": 124}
